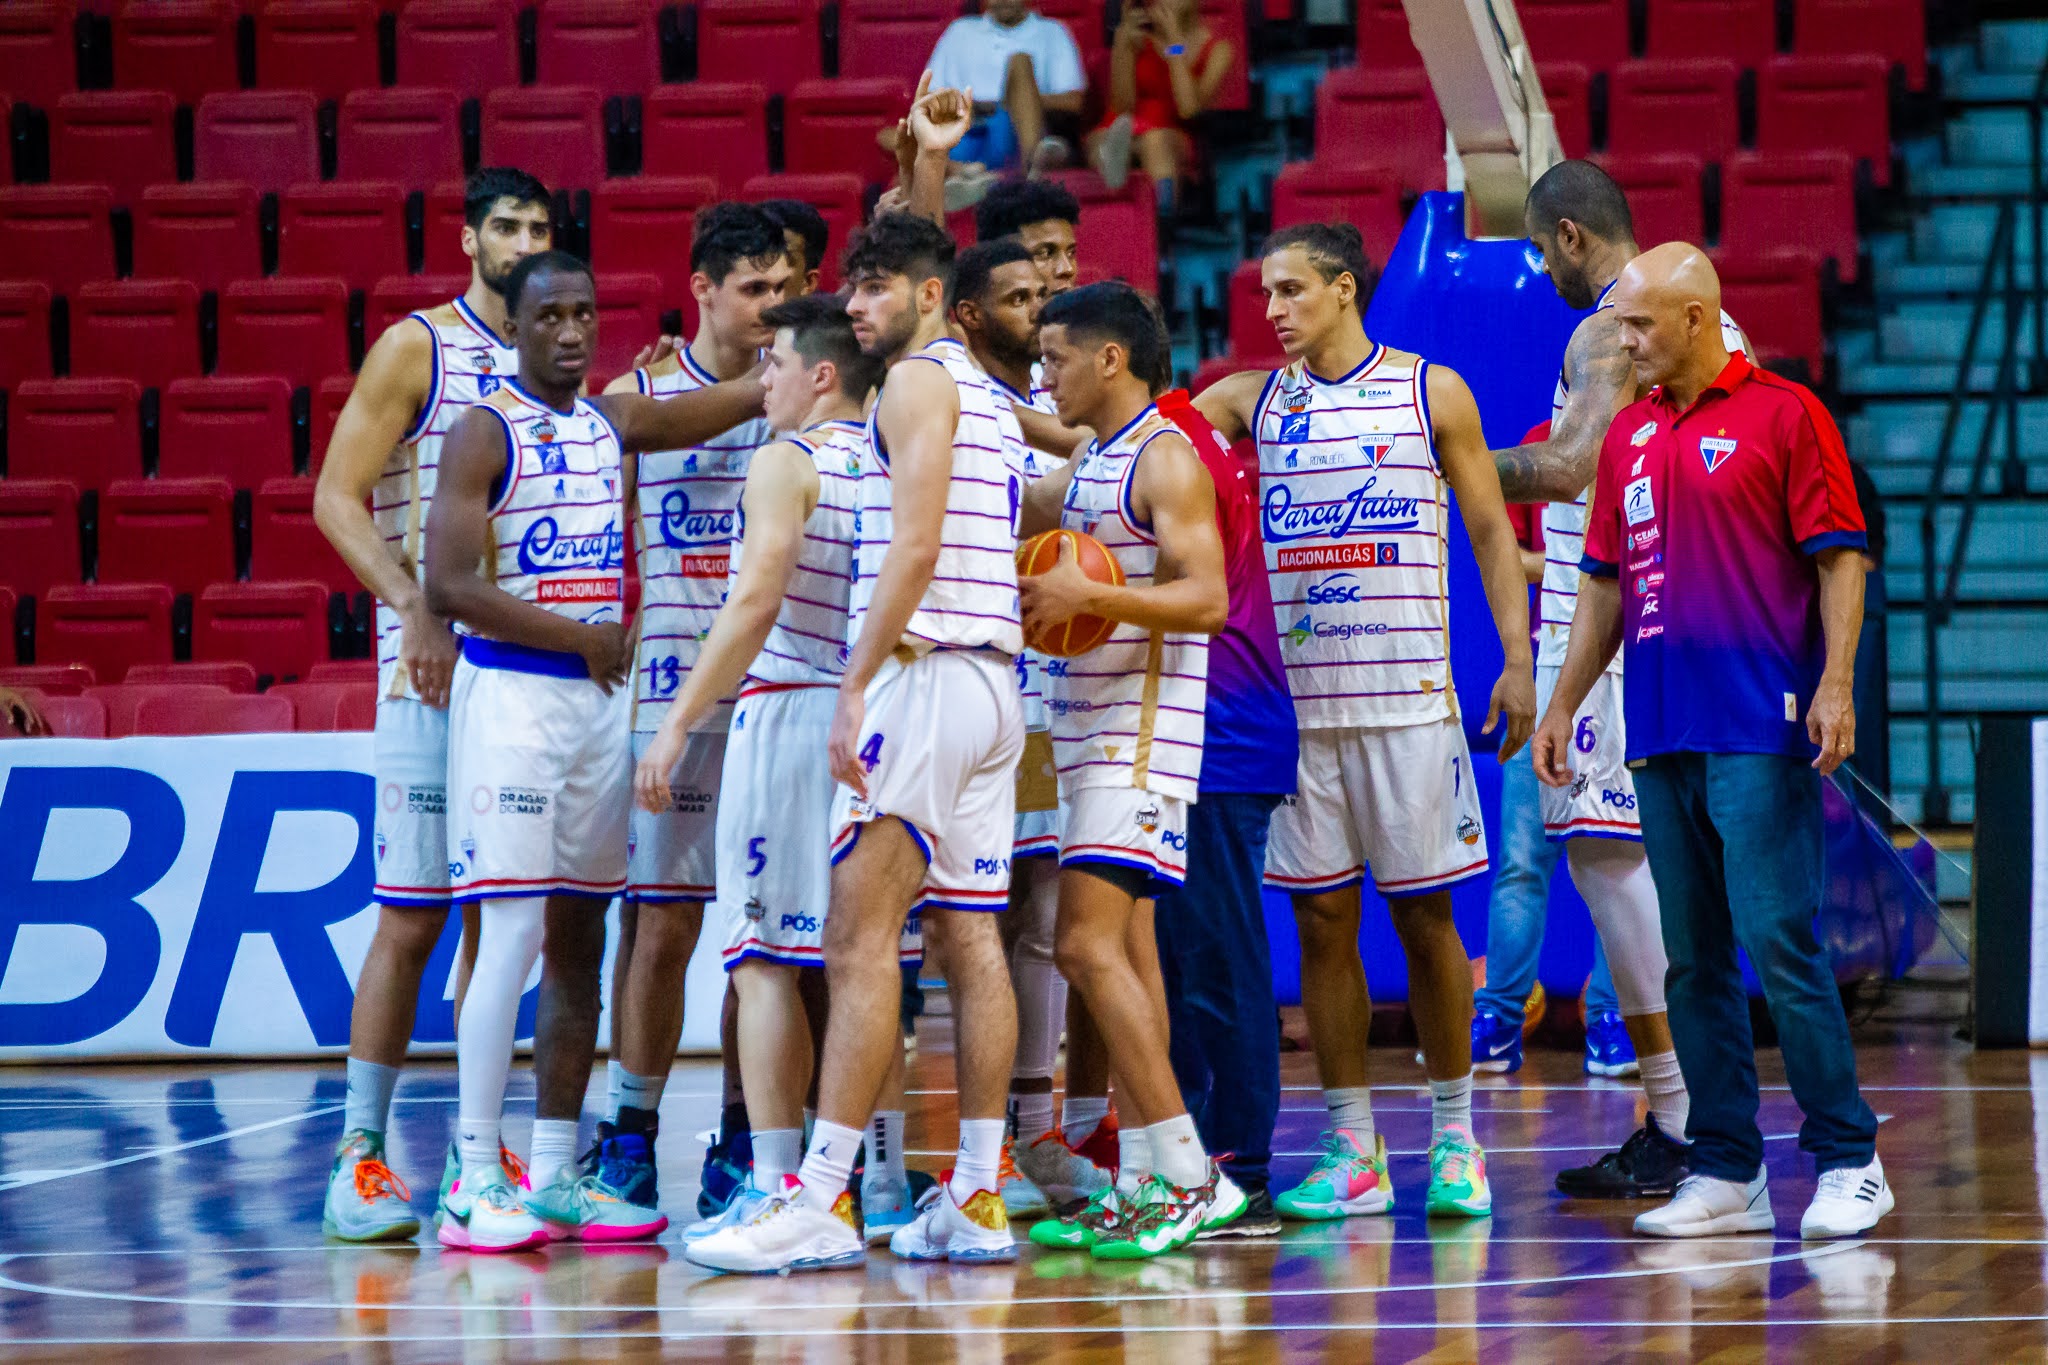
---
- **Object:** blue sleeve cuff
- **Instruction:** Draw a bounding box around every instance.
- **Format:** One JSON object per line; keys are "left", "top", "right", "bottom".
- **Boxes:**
{"left": 1799, "top": 530, "right": 1868, "bottom": 556}
{"left": 1579, "top": 554, "right": 1619, "bottom": 578}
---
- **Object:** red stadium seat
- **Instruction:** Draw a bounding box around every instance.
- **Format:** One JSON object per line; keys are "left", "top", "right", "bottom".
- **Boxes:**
{"left": 97, "top": 477, "right": 236, "bottom": 596}
{"left": 0, "top": 282, "right": 55, "bottom": 388}
{"left": 195, "top": 92, "right": 320, "bottom": 191}
{"left": 367, "top": 274, "right": 470, "bottom": 340}
{"left": 481, "top": 86, "right": 607, "bottom": 190}
{"left": 336, "top": 685, "right": 375, "bottom": 729}
{"left": 307, "top": 659, "right": 377, "bottom": 683}
{"left": 310, "top": 375, "right": 355, "bottom": 476}
{"left": 1757, "top": 54, "right": 1891, "bottom": 186}
{"left": 252, "top": 477, "right": 357, "bottom": 592}
{"left": 1196, "top": 0, "right": 1250, "bottom": 112}
{"left": 742, "top": 173, "right": 863, "bottom": 290}
{"left": 1793, "top": 0, "right": 1925, "bottom": 90}
{"left": 1598, "top": 151, "right": 1704, "bottom": 246}
{"left": 783, "top": 78, "right": 912, "bottom": 186}
{"left": 536, "top": 0, "right": 659, "bottom": 93}
{"left": 1355, "top": 0, "right": 1424, "bottom": 71}
{"left": 134, "top": 690, "right": 297, "bottom": 736}
{"left": 642, "top": 84, "right": 770, "bottom": 197}
{"left": 0, "top": 185, "right": 115, "bottom": 294}
{"left": 1269, "top": 162, "right": 1404, "bottom": 267}
{"left": 8, "top": 379, "right": 142, "bottom": 492}
{"left": 589, "top": 177, "right": 718, "bottom": 324}
{"left": 40, "top": 584, "right": 175, "bottom": 683}
{"left": 1609, "top": 57, "right": 1742, "bottom": 165}
{"left": 836, "top": 0, "right": 954, "bottom": 84}
{"left": 134, "top": 183, "right": 262, "bottom": 295}
{"left": 0, "top": 3, "right": 78, "bottom": 111}
{"left": 0, "top": 482, "right": 82, "bottom": 600}
{"left": 1539, "top": 61, "right": 1592, "bottom": 160}
{"left": 0, "top": 663, "right": 97, "bottom": 696}
{"left": 159, "top": 377, "right": 295, "bottom": 487}
{"left": 593, "top": 272, "right": 665, "bottom": 386}
{"left": 269, "top": 678, "right": 373, "bottom": 730}
{"left": 69, "top": 280, "right": 203, "bottom": 390}
{"left": 112, "top": 0, "right": 238, "bottom": 107}
{"left": 256, "top": 0, "right": 379, "bottom": 101}
{"left": 422, "top": 181, "right": 475, "bottom": 275}
{"left": 125, "top": 660, "right": 258, "bottom": 691}
{"left": 337, "top": 88, "right": 465, "bottom": 191}
{"left": 1721, "top": 150, "right": 1857, "bottom": 281}
{"left": 22, "top": 693, "right": 109, "bottom": 737}
{"left": 1314, "top": 66, "right": 1446, "bottom": 193}
{"left": 396, "top": 0, "right": 519, "bottom": 100}
{"left": 50, "top": 92, "right": 177, "bottom": 209}
{"left": 194, "top": 580, "right": 331, "bottom": 681}
{"left": 278, "top": 182, "right": 408, "bottom": 291}
{"left": 0, "top": 586, "right": 13, "bottom": 665}
{"left": 1515, "top": 0, "right": 1630, "bottom": 73}
{"left": 1644, "top": 0, "right": 1775, "bottom": 69}
{"left": 219, "top": 277, "right": 352, "bottom": 389}
{"left": 1046, "top": 171, "right": 1159, "bottom": 291}
{"left": 1224, "top": 260, "right": 1269, "bottom": 358}
{"left": 697, "top": 0, "right": 821, "bottom": 98}
{"left": 89, "top": 681, "right": 230, "bottom": 736}
{"left": 1714, "top": 247, "right": 1824, "bottom": 378}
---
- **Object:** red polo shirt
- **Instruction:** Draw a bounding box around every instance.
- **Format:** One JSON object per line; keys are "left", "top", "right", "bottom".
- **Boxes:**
{"left": 1582, "top": 352, "right": 1865, "bottom": 760}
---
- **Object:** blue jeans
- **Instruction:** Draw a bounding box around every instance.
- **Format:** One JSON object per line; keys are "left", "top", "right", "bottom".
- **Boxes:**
{"left": 1474, "top": 744, "right": 1618, "bottom": 1025}
{"left": 1155, "top": 791, "right": 1285, "bottom": 1193}
{"left": 1634, "top": 751, "right": 1879, "bottom": 1179}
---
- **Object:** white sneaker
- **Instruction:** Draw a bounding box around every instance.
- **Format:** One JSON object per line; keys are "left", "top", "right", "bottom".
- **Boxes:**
{"left": 438, "top": 1166, "right": 549, "bottom": 1253}
{"left": 1800, "top": 1154, "right": 1893, "bottom": 1240}
{"left": 889, "top": 1181, "right": 1017, "bottom": 1264}
{"left": 683, "top": 1177, "right": 865, "bottom": 1275}
{"left": 1015, "top": 1130, "right": 1113, "bottom": 1208}
{"left": 682, "top": 1181, "right": 773, "bottom": 1246}
{"left": 1634, "top": 1169, "right": 1774, "bottom": 1237}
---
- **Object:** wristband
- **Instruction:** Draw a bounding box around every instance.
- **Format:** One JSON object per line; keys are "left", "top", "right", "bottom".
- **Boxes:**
{"left": 1166, "top": 42, "right": 1187, "bottom": 56}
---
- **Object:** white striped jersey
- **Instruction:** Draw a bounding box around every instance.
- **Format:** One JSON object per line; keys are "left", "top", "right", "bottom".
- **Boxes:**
{"left": 991, "top": 367, "right": 1060, "bottom": 731}
{"left": 1049, "top": 406, "right": 1208, "bottom": 804}
{"left": 1253, "top": 342, "right": 1451, "bottom": 729}
{"left": 473, "top": 384, "right": 626, "bottom": 627}
{"left": 851, "top": 336, "right": 1027, "bottom": 656}
{"left": 372, "top": 297, "right": 517, "bottom": 698}
{"left": 733, "top": 418, "right": 863, "bottom": 689}
{"left": 1538, "top": 303, "right": 1744, "bottom": 672}
{"left": 628, "top": 347, "right": 775, "bottom": 734}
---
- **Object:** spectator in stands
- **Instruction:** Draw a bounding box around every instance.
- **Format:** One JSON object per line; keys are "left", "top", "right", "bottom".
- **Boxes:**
{"left": 759, "top": 199, "right": 830, "bottom": 298}
{"left": 1, "top": 687, "right": 48, "bottom": 736}
{"left": 1089, "top": 0, "right": 1235, "bottom": 212}
{"left": 925, "top": 0, "right": 1088, "bottom": 177}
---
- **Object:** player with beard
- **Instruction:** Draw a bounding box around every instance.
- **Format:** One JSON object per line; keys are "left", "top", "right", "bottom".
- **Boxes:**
{"left": 314, "top": 167, "right": 553, "bottom": 1241}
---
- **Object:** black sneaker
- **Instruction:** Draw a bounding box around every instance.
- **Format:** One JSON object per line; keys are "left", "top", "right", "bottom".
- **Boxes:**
{"left": 1198, "top": 1186, "right": 1281, "bottom": 1239}
{"left": 1554, "top": 1114, "right": 1690, "bottom": 1199}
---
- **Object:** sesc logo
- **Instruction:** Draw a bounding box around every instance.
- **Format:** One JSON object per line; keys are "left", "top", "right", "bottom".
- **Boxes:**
{"left": 1305, "top": 573, "right": 1365, "bottom": 605}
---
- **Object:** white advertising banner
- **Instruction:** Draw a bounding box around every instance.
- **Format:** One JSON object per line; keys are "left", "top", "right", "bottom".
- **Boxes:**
{"left": 0, "top": 736, "right": 728, "bottom": 1060}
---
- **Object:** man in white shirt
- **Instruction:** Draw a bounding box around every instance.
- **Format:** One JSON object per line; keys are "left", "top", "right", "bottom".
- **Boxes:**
{"left": 926, "top": 0, "right": 1086, "bottom": 173}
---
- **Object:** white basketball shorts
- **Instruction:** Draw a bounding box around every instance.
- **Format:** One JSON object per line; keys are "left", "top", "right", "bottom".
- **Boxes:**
{"left": 1536, "top": 664, "right": 1642, "bottom": 842}
{"left": 446, "top": 651, "right": 631, "bottom": 903}
{"left": 1015, "top": 802, "right": 1064, "bottom": 859}
{"left": 830, "top": 648, "right": 1025, "bottom": 914}
{"left": 372, "top": 689, "right": 451, "bottom": 907}
{"left": 626, "top": 725, "right": 726, "bottom": 901}
{"left": 1059, "top": 785, "right": 1189, "bottom": 891}
{"left": 1264, "top": 715, "right": 1489, "bottom": 897}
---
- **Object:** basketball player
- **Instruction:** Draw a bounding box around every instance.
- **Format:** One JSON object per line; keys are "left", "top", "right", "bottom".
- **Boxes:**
{"left": 688, "top": 213, "right": 1029, "bottom": 1274}
{"left": 1195, "top": 222, "right": 1536, "bottom": 1220}
{"left": 760, "top": 198, "right": 830, "bottom": 298}
{"left": 630, "top": 295, "right": 902, "bottom": 1248}
{"left": 313, "top": 167, "right": 550, "bottom": 1241}
{"left": 1492, "top": 161, "right": 1721, "bottom": 1198}
{"left": 598, "top": 204, "right": 790, "bottom": 1207}
{"left": 1016, "top": 280, "right": 1246, "bottom": 1258}
{"left": 423, "top": 250, "right": 770, "bottom": 1252}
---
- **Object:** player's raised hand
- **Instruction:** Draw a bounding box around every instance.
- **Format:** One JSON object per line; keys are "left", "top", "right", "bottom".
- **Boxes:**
{"left": 400, "top": 601, "right": 458, "bottom": 708}
{"left": 634, "top": 728, "right": 683, "bottom": 814}
{"left": 909, "top": 70, "right": 973, "bottom": 156}
{"left": 630, "top": 334, "right": 682, "bottom": 373}
{"left": 1529, "top": 705, "right": 1576, "bottom": 788}
{"left": 1486, "top": 661, "right": 1537, "bottom": 761}
{"left": 579, "top": 621, "right": 632, "bottom": 695}
{"left": 828, "top": 687, "right": 870, "bottom": 797}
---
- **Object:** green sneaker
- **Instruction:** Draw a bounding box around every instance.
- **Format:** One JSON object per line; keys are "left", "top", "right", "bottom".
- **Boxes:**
{"left": 524, "top": 1169, "right": 669, "bottom": 1243}
{"left": 1274, "top": 1128, "right": 1394, "bottom": 1220}
{"left": 1090, "top": 1175, "right": 1204, "bottom": 1261}
{"left": 1028, "top": 1184, "right": 1124, "bottom": 1249}
{"left": 1426, "top": 1123, "right": 1492, "bottom": 1217}
{"left": 322, "top": 1129, "right": 420, "bottom": 1242}
{"left": 1194, "top": 1163, "right": 1250, "bottom": 1238}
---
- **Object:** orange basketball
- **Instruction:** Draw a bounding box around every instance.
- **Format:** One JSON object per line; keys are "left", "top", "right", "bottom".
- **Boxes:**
{"left": 1016, "top": 529, "right": 1124, "bottom": 657}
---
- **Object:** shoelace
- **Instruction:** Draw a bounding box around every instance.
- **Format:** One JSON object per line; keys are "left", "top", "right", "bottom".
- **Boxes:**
{"left": 1433, "top": 1139, "right": 1479, "bottom": 1186}
{"left": 499, "top": 1147, "right": 529, "bottom": 1188}
{"left": 593, "top": 1136, "right": 646, "bottom": 1195}
{"left": 1315, "top": 1132, "right": 1370, "bottom": 1176}
{"left": 1813, "top": 1168, "right": 1862, "bottom": 1200}
{"left": 353, "top": 1158, "right": 411, "bottom": 1203}
{"left": 998, "top": 1141, "right": 1024, "bottom": 1186}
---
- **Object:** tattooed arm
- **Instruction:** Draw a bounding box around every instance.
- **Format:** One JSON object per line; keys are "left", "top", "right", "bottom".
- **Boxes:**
{"left": 1491, "top": 310, "right": 1635, "bottom": 503}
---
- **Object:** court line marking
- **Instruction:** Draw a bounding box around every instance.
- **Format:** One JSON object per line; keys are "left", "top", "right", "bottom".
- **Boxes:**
{"left": 0, "top": 1103, "right": 345, "bottom": 1192}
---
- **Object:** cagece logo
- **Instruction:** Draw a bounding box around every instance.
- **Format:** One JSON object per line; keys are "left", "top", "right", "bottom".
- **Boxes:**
{"left": 1305, "top": 573, "right": 1365, "bottom": 605}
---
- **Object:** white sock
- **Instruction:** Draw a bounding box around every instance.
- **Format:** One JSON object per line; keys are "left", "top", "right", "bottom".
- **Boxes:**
{"left": 606, "top": 1059, "right": 624, "bottom": 1115}
{"left": 1010, "top": 1090, "right": 1056, "bottom": 1145}
{"left": 866, "top": 1110, "right": 908, "bottom": 1189}
{"left": 951, "top": 1118, "right": 1006, "bottom": 1201}
{"left": 456, "top": 1119, "right": 500, "bottom": 1186}
{"left": 1325, "top": 1086, "right": 1375, "bottom": 1143}
{"left": 754, "top": 1127, "right": 803, "bottom": 1190}
{"left": 1429, "top": 1073, "right": 1474, "bottom": 1140}
{"left": 615, "top": 1069, "right": 666, "bottom": 1118}
{"left": 795, "top": 1119, "right": 863, "bottom": 1209}
{"left": 1639, "top": 1049, "right": 1689, "bottom": 1138}
{"left": 529, "top": 1118, "right": 579, "bottom": 1189}
{"left": 1146, "top": 1114, "right": 1207, "bottom": 1188}
{"left": 344, "top": 1057, "right": 399, "bottom": 1137}
{"left": 454, "top": 896, "right": 546, "bottom": 1186}
{"left": 1116, "top": 1125, "right": 1152, "bottom": 1195}
{"left": 1063, "top": 1095, "right": 1110, "bottom": 1146}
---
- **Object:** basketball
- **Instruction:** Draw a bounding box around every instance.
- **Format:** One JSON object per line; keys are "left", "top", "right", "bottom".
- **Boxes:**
{"left": 1016, "top": 529, "right": 1124, "bottom": 657}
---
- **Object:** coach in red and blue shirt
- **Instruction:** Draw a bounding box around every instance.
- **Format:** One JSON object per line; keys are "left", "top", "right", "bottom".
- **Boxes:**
{"left": 1531, "top": 245, "right": 1888, "bottom": 1241}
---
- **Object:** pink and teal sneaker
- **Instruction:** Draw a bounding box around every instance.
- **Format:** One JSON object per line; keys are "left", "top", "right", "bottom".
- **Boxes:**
{"left": 1426, "top": 1124, "right": 1492, "bottom": 1217}
{"left": 1274, "top": 1129, "right": 1394, "bottom": 1220}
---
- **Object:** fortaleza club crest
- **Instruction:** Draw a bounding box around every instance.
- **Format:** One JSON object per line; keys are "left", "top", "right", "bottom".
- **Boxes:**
{"left": 1358, "top": 433, "right": 1396, "bottom": 468}
{"left": 1699, "top": 435, "right": 1737, "bottom": 473}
